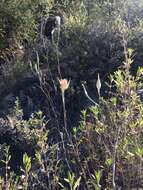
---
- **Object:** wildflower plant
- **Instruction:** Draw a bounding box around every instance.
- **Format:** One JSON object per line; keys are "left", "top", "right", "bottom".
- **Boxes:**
{"left": 58, "top": 78, "right": 70, "bottom": 130}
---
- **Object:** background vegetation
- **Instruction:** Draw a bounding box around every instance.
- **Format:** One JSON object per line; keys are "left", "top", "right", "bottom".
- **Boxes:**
{"left": 0, "top": 0, "right": 143, "bottom": 189}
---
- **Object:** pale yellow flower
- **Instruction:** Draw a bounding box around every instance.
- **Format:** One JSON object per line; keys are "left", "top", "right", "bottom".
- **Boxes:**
{"left": 58, "top": 78, "right": 70, "bottom": 92}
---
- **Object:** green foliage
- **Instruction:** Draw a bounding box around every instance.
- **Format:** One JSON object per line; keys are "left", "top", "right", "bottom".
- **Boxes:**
{"left": 60, "top": 172, "right": 81, "bottom": 190}
{"left": 75, "top": 53, "right": 143, "bottom": 189}
{"left": 88, "top": 170, "right": 102, "bottom": 190}
{"left": 22, "top": 153, "right": 31, "bottom": 190}
{"left": 0, "top": 0, "right": 52, "bottom": 45}
{"left": 23, "top": 153, "right": 31, "bottom": 174}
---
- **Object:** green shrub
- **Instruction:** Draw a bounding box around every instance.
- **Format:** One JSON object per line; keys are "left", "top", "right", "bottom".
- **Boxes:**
{"left": 68, "top": 51, "right": 143, "bottom": 189}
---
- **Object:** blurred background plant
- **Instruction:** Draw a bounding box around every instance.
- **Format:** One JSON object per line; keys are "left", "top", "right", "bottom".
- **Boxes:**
{"left": 0, "top": 0, "right": 143, "bottom": 189}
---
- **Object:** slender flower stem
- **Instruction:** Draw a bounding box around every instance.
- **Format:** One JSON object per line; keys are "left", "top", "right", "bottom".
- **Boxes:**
{"left": 61, "top": 90, "right": 71, "bottom": 140}
{"left": 61, "top": 91, "right": 73, "bottom": 171}
{"left": 62, "top": 91, "right": 67, "bottom": 129}
{"left": 82, "top": 83, "right": 99, "bottom": 106}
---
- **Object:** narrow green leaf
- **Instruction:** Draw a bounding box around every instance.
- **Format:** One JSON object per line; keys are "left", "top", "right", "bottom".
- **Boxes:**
{"left": 73, "top": 176, "right": 81, "bottom": 190}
